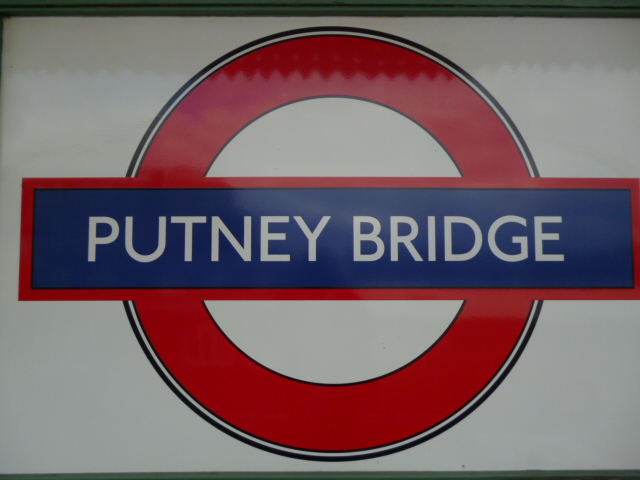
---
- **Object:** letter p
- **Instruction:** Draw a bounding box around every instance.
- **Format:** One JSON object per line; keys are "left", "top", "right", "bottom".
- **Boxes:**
{"left": 88, "top": 217, "right": 119, "bottom": 261}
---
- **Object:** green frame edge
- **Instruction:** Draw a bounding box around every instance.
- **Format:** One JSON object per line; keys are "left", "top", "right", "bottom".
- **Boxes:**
{"left": 1, "top": 473, "right": 640, "bottom": 480}
{"left": 1, "top": 0, "right": 640, "bottom": 478}
{"left": 1, "top": 472, "right": 640, "bottom": 480}
{"left": 0, "top": 0, "right": 639, "bottom": 16}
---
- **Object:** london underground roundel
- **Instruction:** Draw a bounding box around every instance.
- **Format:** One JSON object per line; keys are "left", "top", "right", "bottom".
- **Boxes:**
{"left": 131, "top": 27, "right": 536, "bottom": 460}
{"left": 20, "top": 27, "right": 640, "bottom": 461}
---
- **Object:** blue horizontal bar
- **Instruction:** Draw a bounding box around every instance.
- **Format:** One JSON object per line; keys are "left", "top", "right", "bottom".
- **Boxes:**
{"left": 31, "top": 188, "right": 633, "bottom": 289}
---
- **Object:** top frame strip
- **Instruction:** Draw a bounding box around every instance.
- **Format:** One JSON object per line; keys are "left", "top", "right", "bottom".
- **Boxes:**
{"left": 0, "top": 0, "right": 639, "bottom": 17}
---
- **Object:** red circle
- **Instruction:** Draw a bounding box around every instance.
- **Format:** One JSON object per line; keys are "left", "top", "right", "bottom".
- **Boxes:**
{"left": 131, "top": 31, "right": 536, "bottom": 458}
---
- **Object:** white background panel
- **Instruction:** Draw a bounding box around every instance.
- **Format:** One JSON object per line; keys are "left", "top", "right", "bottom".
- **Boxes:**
{"left": 1, "top": 16, "right": 639, "bottom": 473}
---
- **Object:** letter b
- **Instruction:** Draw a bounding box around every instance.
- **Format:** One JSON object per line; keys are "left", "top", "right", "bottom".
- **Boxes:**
{"left": 354, "top": 216, "right": 385, "bottom": 261}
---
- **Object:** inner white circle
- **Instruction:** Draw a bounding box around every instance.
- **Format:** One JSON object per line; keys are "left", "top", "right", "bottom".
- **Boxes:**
{"left": 206, "top": 97, "right": 462, "bottom": 384}
{"left": 208, "top": 96, "right": 459, "bottom": 177}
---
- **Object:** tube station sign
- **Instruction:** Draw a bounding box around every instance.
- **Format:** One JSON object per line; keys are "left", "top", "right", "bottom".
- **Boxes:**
{"left": 3, "top": 18, "right": 640, "bottom": 472}
{"left": 16, "top": 28, "right": 640, "bottom": 461}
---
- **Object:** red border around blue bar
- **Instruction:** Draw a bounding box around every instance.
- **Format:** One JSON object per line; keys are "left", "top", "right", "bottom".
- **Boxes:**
{"left": 20, "top": 176, "right": 640, "bottom": 302}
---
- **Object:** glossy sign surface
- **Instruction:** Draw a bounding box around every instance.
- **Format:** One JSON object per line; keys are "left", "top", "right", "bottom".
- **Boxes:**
{"left": 13, "top": 25, "right": 640, "bottom": 464}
